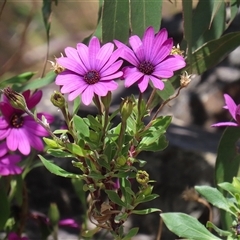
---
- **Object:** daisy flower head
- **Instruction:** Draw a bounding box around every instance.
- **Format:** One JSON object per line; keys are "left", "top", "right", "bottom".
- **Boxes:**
{"left": 55, "top": 37, "right": 123, "bottom": 105}
{"left": 114, "top": 26, "right": 186, "bottom": 92}
{"left": 212, "top": 94, "right": 240, "bottom": 127}
{"left": 0, "top": 142, "right": 22, "bottom": 176}
{"left": 0, "top": 90, "right": 54, "bottom": 155}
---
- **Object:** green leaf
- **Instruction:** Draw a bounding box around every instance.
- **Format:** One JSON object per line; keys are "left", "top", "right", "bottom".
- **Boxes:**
{"left": 102, "top": 0, "right": 129, "bottom": 43}
{"left": 16, "top": 71, "right": 56, "bottom": 91}
{"left": 81, "top": 227, "right": 101, "bottom": 238}
{"left": 138, "top": 116, "right": 172, "bottom": 151}
{"left": 43, "top": 137, "right": 60, "bottom": 149}
{"left": 182, "top": 0, "right": 193, "bottom": 64}
{"left": 39, "top": 155, "right": 82, "bottom": 179}
{"left": 130, "top": 0, "right": 162, "bottom": 36}
{"left": 105, "top": 190, "right": 126, "bottom": 207}
{"left": 134, "top": 193, "right": 159, "bottom": 205}
{"left": 156, "top": 81, "right": 175, "bottom": 101}
{"left": 192, "top": 0, "right": 225, "bottom": 51}
{"left": 0, "top": 72, "right": 35, "bottom": 88}
{"left": 215, "top": 127, "right": 240, "bottom": 186}
{"left": 195, "top": 186, "right": 235, "bottom": 215}
{"left": 65, "top": 142, "right": 89, "bottom": 157}
{"left": 73, "top": 115, "right": 90, "bottom": 138}
{"left": 218, "top": 182, "right": 240, "bottom": 196}
{"left": 161, "top": 213, "right": 221, "bottom": 240}
{"left": 0, "top": 188, "right": 10, "bottom": 230}
{"left": 206, "top": 221, "right": 231, "bottom": 237}
{"left": 186, "top": 31, "right": 240, "bottom": 75}
{"left": 122, "top": 227, "right": 139, "bottom": 240}
{"left": 132, "top": 208, "right": 161, "bottom": 215}
{"left": 47, "top": 149, "right": 75, "bottom": 158}
{"left": 72, "top": 97, "right": 81, "bottom": 116}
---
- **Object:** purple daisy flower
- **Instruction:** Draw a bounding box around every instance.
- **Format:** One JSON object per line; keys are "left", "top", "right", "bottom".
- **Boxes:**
{"left": 0, "top": 142, "right": 22, "bottom": 176}
{"left": 55, "top": 37, "right": 123, "bottom": 105}
{"left": 0, "top": 90, "right": 54, "bottom": 155}
{"left": 212, "top": 94, "right": 240, "bottom": 127}
{"left": 114, "top": 26, "right": 186, "bottom": 92}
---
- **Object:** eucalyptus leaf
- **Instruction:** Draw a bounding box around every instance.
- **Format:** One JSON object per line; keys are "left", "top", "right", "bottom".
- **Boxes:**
{"left": 161, "top": 212, "right": 221, "bottom": 240}
{"left": 130, "top": 0, "right": 162, "bottom": 36}
{"left": 102, "top": 0, "right": 129, "bottom": 43}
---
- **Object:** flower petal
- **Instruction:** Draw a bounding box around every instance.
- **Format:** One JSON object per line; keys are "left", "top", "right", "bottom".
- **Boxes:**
{"left": 77, "top": 43, "right": 90, "bottom": 70}
{"left": 212, "top": 122, "right": 238, "bottom": 127}
{"left": 65, "top": 47, "right": 82, "bottom": 64}
{"left": 81, "top": 86, "right": 94, "bottom": 105}
{"left": 88, "top": 37, "right": 101, "bottom": 69}
{"left": 27, "top": 90, "right": 42, "bottom": 110}
{"left": 150, "top": 76, "right": 165, "bottom": 90}
{"left": 142, "top": 26, "right": 155, "bottom": 61}
{"left": 129, "top": 35, "right": 145, "bottom": 62}
{"left": 224, "top": 94, "right": 237, "bottom": 120}
{"left": 138, "top": 75, "right": 149, "bottom": 93}
{"left": 123, "top": 67, "right": 144, "bottom": 87}
{"left": 57, "top": 57, "right": 86, "bottom": 75}
{"left": 100, "top": 60, "right": 123, "bottom": 78}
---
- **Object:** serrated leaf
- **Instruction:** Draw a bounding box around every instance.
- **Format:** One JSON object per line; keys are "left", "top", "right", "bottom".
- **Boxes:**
{"left": 105, "top": 190, "right": 126, "bottom": 207}
{"left": 122, "top": 227, "right": 139, "bottom": 240}
{"left": 132, "top": 208, "right": 161, "bottom": 215}
{"left": 130, "top": 0, "right": 162, "bottom": 36}
{"left": 195, "top": 186, "right": 235, "bottom": 215}
{"left": 39, "top": 155, "right": 82, "bottom": 179}
{"left": 161, "top": 213, "right": 221, "bottom": 240}
{"left": 102, "top": 0, "right": 129, "bottom": 43}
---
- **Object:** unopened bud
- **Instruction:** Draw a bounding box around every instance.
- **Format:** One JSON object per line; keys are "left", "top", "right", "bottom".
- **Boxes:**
{"left": 51, "top": 91, "right": 65, "bottom": 109}
{"left": 101, "top": 91, "right": 112, "bottom": 109}
{"left": 116, "top": 156, "right": 127, "bottom": 167}
{"left": 136, "top": 170, "right": 149, "bottom": 185}
{"left": 2, "top": 87, "right": 27, "bottom": 111}
{"left": 120, "top": 97, "right": 133, "bottom": 121}
{"left": 180, "top": 71, "right": 192, "bottom": 88}
{"left": 48, "top": 203, "right": 60, "bottom": 226}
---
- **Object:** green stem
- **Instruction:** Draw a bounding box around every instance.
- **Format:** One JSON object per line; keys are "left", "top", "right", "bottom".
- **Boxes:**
{"left": 115, "top": 120, "right": 126, "bottom": 158}
{"left": 137, "top": 92, "right": 143, "bottom": 124}
{"left": 146, "top": 88, "right": 156, "bottom": 110}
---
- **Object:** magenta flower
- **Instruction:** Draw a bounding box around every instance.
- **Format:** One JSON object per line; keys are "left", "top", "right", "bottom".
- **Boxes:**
{"left": 55, "top": 37, "right": 123, "bottom": 105}
{"left": 0, "top": 142, "right": 22, "bottom": 176}
{"left": 0, "top": 90, "right": 54, "bottom": 155}
{"left": 212, "top": 94, "right": 240, "bottom": 127}
{"left": 8, "top": 232, "right": 28, "bottom": 240}
{"left": 114, "top": 26, "right": 186, "bottom": 92}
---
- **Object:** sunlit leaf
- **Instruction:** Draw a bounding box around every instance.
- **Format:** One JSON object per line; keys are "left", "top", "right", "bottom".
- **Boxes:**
{"left": 132, "top": 208, "right": 161, "bottom": 215}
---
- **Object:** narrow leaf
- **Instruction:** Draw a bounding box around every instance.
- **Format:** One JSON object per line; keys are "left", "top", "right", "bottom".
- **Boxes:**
{"left": 102, "top": 0, "right": 129, "bottom": 43}
{"left": 39, "top": 155, "right": 82, "bottom": 179}
{"left": 122, "top": 227, "right": 139, "bottom": 240}
{"left": 130, "top": 0, "right": 162, "bottom": 36}
{"left": 105, "top": 190, "right": 126, "bottom": 207}
{"left": 132, "top": 208, "right": 161, "bottom": 215}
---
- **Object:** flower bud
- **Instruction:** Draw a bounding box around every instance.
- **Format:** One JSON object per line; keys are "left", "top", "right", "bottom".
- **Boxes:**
{"left": 136, "top": 170, "right": 149, "bottom": 185}
{"left": 48, "top": 203, "right": 60, "bottom": 226}
{"left": 49, "top": 55, "right": 65, "bottom": 74}
{"left": 51, "top": 91, "right": 65, "bottom": 109}
{"left": 120, "top": 97, "right": 133, "bottom": 121}
{"left": 170, "top": 44, "right": 184, "bottom": 56}
{"left": 2, "top": 87, "right": 27, "bottom": 111}
{"left": 101, "top": 91, "right": 112, "bottom": 109}
{"left": 116, "top": 156, "right": 127, "bottom": 167}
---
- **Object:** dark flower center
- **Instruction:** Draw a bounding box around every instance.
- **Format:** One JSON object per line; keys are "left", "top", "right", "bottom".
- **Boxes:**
{"left": 84, "top": 70, "right": 100, "bottom": 85}
{"left": 11, "top": 114, "right": 24, "bottom": 128}
{"left": 138, "top": 61, "right": 154, "bottom": 75}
